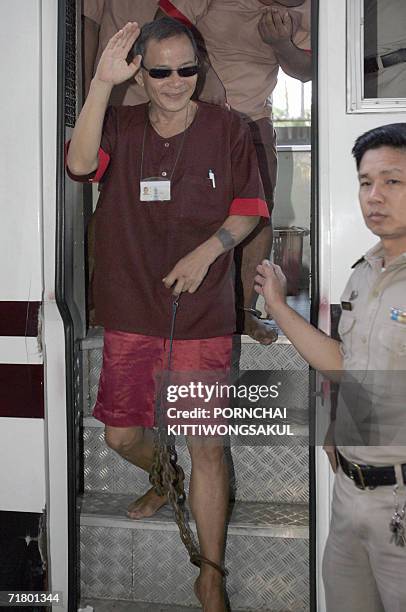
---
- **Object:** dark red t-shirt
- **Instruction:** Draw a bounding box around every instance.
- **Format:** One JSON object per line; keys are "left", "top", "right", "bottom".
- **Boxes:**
{"left": 68, "top": 102, "right": 267, "bottom": 339}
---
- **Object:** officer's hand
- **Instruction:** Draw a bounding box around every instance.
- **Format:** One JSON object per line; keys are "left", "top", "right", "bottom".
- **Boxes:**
{"left": 244, "top": 314, "right": 278, "bottom": 345}
{"left": 94, "top": 22, "right": 141, "bottom": 86}
{"left": 254, "top": 260, "right": 287, "bottom": 316}
{"left": 163, "top": 249, "right": 211, "bottom": 296}
{"left": 258, "top": 8, "right": 300, "bottom": 47}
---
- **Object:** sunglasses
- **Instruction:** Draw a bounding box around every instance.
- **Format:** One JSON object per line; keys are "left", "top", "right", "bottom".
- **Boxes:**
{"left": 141, "top": 60, "right": 199, "bottom": 79}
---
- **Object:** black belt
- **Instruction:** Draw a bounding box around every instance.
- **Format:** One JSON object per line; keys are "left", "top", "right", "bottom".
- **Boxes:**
{"left": 364, "top": 48, "right": 406, "bottom": 74}
{"left": 338, "top": 451, "right": 406, "bottom": 490}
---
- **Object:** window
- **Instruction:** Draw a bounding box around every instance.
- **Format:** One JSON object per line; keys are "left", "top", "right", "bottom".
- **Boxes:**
{"left": 347, "top": 0, "right": 406, "bottom": 112}
{"left": 272, "top": 70, "right": 311, "bottom": 146}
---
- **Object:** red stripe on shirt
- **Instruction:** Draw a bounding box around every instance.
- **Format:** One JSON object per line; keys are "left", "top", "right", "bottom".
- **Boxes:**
{"left": 92, "top": 148, "right": 110, "bottom": 182}
{"left": 229, "top": 198, "right": 270, "bottom": 218}
{"left": 303, "top": 49, "right": 312, "bottom": 54}
{"left": 158, "top": 0, "right": 193, "bottom": 27}
{"left": 65, "top": 142, "right": 110, "bottom": 183}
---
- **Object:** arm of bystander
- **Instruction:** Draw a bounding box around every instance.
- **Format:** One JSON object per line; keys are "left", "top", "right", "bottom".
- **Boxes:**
{"left": 255, "top": 260, "right": 343, "bottom": 373}
{"left": 258, "top": 8, "right": 311, "bottom": 82}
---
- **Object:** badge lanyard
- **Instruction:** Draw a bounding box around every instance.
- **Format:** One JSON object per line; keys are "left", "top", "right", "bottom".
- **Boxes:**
{"left": 139, "top": 103, "right": 190, "bottom": 202}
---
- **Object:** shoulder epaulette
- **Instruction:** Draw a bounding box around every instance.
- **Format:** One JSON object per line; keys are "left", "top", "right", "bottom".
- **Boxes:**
{"left": 351, "top": 256, "right": 365, "bottom": 269}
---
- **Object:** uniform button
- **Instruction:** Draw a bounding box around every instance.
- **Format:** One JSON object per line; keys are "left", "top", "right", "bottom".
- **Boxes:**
{"left": 164, "top": 142, "right": 170, "bottom": 148}
{"left": 162, "top": 171, "right": 167, "bottom": 177}
{"left": 361, "top": 336, "right": 367, "bottom": 344}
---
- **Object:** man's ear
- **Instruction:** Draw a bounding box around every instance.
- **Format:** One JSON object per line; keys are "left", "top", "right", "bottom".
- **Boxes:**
{"left": 134, "top": 62, "right": 144, "bottom": 87}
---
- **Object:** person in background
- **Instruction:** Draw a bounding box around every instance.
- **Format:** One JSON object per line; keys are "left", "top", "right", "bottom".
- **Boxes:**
{"left": 255, "top": 123, "right": 406, "bottom": 612}
{"left": 156, "top": 0, "right": 311, "bottom": 343}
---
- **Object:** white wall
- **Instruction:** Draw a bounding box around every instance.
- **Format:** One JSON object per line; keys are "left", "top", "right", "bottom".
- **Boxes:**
{"left": 0, "top": 1, "right": 46, "bottom": 515}
{"left": 0, "top": 418, "right": 46, "bottom": 512}
{"left": 0, "top": 0, "right": 43, "bottom": 302}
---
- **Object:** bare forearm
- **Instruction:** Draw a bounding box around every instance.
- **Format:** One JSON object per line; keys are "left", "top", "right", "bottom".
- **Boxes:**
{"left": 188, "top": 215, "right": 260, "bottom": 272}
{"left": 273, "top": 41, "right": 311, "bottom": 82}
{"left": 270, "top": 302, "right": 343, "bottom": 371}
{"left": 204, "top": 215, "right": 260, "bottom": 261}
{"left": 67, "top": 77, "right": 112, "bottom": 175}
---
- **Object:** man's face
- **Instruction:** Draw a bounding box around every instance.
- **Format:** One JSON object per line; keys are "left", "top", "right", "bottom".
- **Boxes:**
{"left": 258, "top": 0, "right": 305, "bottom": 7}
{"left": 140, "top": 35, "right": 197, "bottom": 115}
{"left": 358, "top": 146, "right": 406, "bottom": 248}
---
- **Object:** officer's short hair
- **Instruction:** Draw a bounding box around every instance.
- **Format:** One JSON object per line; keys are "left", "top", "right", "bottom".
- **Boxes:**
{"left": 134, "top": 17, "right": 198, "bottom": 60}
{"left": 352, "top": 123, "right": 406, "bottom": 169}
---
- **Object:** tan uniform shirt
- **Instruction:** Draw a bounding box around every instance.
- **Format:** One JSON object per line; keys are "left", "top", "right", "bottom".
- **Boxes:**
{"left": 83, "top": 0, "right": 158, "bottom": 105}
{"left": 336, "top": 242, "right": 406, "bottom": 465}
{"left": 159, "top": 0, "right": 311, "bottom": 121}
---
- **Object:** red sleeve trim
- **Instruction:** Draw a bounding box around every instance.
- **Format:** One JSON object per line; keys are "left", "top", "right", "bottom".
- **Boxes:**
{"left": 303, "top": 49, "right": 312, "bottom": 54}
{"left": 65, "top": 141, "right": 110, "bottom": 183}
{"left": 158, "top": 0, "right": 193, "bottom": 27}
{"left": 92, "top": 148, "right": 110, "bottom": 182}
{"left": 229, "top": 198, "right": 270, "bottom": 218}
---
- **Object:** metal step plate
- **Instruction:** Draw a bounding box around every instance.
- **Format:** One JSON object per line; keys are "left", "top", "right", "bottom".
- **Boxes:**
{"left": 80, "top": 493, "right": 309, "bottom": 611}
{"left": 83, "top": 425, "right": 309, "bottom": 504}
{"left": 80, "top": 597, "right": 286, "bottom": 611}
{"left": 80, "top": 600, "right": 203, "bottom": 611}
{"left": 80, "top": 493, "right": 309, "bottom": 538}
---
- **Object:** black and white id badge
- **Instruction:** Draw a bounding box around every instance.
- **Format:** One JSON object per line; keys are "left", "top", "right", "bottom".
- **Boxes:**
{"left": 140, "top": 177, "right": 171, "bottom": 202}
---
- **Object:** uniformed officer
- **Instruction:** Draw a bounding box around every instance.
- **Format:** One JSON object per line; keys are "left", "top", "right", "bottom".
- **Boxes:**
{"left": 254, "top": 123, "right": 406, "bottom": 612}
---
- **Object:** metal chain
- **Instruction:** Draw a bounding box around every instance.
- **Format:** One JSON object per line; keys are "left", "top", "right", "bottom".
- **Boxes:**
{"left": 149, "top": 297, "right": 227, "bottom": 575}
{"left": 149, "top": 297, "right": 202, "bottom": 568}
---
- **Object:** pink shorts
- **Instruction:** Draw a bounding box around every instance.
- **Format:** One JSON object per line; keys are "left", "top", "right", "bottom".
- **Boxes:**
{"left": 93, "top": 330, "right": 233, "bottom": 428}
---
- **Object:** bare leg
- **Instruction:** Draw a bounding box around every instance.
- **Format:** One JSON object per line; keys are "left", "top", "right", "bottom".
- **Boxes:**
{"left": 187, "top": 436, "right": 229, "bottom": 612}
{"left": 104, "top": 425, "right": 167, "bottom": 519}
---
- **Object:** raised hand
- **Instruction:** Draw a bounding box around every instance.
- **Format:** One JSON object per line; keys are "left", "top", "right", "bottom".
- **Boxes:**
{"left": 94, "top": 22, "right": 142, "bottom": 86}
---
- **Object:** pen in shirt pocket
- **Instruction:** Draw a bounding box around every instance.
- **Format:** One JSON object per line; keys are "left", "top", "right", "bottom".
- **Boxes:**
{"left": 208, "top": 169, "right": 216, "bottom": 188}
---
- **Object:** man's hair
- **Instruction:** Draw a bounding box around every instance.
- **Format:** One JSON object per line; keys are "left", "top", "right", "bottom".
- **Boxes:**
{"left": 352, "top": 123, "right": 406, "bottom": 169}
{"left": 134, "top": 17, "right": 198, "bottom": 60}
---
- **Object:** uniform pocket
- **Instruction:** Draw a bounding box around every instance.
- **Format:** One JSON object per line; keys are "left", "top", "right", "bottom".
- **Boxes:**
{"left": 338, "top": 312, "right": 356, "bottom": 359}
{"left": 378, "top": 323, "right": 406, "bottom": 370}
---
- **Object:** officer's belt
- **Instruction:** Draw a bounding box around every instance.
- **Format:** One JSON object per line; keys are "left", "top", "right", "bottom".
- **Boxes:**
{"left": 338, "top": 450, "right": 406, "bottom": 490}
{"left": 364, "top": 48, "right": 406, "bottom": 74}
